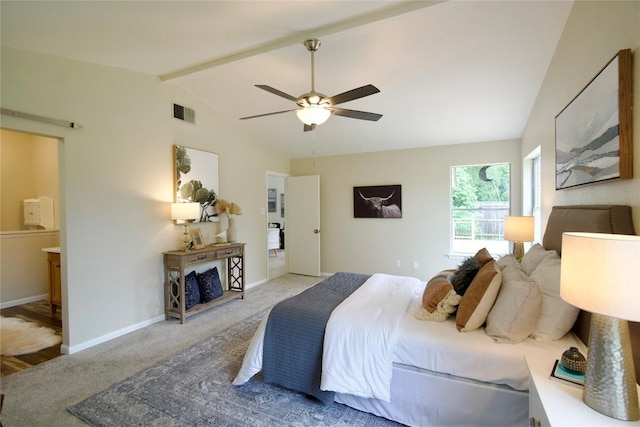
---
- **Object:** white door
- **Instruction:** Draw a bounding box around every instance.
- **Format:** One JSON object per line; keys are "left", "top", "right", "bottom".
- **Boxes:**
{"left": 287, "top": 175, "right": 321, "bottom": 276}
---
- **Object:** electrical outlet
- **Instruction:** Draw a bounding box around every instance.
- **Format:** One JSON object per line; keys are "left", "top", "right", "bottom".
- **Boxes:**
{"left": 412, "top": 260, "right": 419, "bottom": 269}
{"left": 395, "top": 259, "right": 401, "bottom": 268}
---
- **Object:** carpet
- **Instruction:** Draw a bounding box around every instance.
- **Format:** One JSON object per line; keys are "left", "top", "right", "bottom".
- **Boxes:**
{"left": 0, "top": 316, "right": 61, "bottom": 356}
{"left": 68, "top": 311, "right": 403, "bottom": 427}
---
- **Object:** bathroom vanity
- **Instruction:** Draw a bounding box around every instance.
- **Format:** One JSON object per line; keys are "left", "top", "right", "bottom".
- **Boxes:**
{"left": 42, "top": 247, "right": 61, "bottom": 314}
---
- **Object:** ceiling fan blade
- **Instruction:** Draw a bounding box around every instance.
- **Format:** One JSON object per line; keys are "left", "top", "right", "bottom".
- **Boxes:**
{"left": 255, "top": 85, "right": 298, "bottom": 102}
{"left": 240, "top": 109, "right": 296, "bottom": 120}
{"left": 327, "top": 84, "right": 380, "bottom": 106}
{"left": 331, "top": 108, "right": 382, "bottom": 121}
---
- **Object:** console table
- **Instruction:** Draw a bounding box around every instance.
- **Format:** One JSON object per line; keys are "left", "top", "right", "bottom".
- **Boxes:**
{"left": 163, "top": 243, "right": 245, "bottom": 323}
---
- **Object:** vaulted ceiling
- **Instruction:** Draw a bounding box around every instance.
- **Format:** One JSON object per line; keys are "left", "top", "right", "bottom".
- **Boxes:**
{"left": 1, "top": 1, "right": 573, "bottom": 158}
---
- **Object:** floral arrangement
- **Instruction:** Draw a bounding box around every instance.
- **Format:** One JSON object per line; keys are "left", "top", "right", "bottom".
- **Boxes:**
{"left": 214, "top": 199, "right": 242, "bottom": 218}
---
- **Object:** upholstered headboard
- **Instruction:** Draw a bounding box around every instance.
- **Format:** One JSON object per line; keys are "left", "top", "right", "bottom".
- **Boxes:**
{"left": 542, "top": 205, "right": 638, "bottom": 384}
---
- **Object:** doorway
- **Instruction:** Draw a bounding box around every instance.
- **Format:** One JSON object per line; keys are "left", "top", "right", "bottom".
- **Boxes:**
{"left": 0, "top": 128, "right": 64, "bottom": 371}
{"left": 267, "top": 172, "right": 287, "bottom": 279}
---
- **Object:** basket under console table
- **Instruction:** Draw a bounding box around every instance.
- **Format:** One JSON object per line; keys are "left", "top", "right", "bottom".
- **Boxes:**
{"left": 163, "top": 243, "right": 245, "bottom": 323}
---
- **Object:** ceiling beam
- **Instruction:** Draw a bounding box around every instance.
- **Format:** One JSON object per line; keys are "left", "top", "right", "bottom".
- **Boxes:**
{"left": 159, "top": 1, "right": 444, "bottom": 81}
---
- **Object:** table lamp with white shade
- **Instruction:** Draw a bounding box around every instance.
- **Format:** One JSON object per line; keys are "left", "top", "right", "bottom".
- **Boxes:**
{"left": 503, "top": 216, "right": 534, "bottom": 260}
{"left": 560, "top": 232, "right": 640, "bottom": 421}
{"left": 171, "top": 202, "right": 200, "bottom": 251}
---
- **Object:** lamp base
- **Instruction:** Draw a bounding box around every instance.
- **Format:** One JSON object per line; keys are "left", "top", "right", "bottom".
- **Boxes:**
{"left": 181, "top": 223, "right": 191, "bottom": 252}
{"left": 512, "top": 241, "right": 525, "bottom": 260}
{"left": 584, "top": 313, "right": 639, "bottom": 421}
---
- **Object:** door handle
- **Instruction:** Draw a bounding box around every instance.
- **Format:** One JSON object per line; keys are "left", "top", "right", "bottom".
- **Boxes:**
{"left": 314, "top": 229, "right": 320, "bottom": 234}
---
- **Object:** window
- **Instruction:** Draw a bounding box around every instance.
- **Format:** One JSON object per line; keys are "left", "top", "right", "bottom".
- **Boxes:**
{"left": 524, "top": 146, "right": 542, "bottom": 243}
{"left": 531, "top": 154, "right": 541, "bottom": 241}
{"left": 451, "top": 163, "right": 510, "bottom": 255}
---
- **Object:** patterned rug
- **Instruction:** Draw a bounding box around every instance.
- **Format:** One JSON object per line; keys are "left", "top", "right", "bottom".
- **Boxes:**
{"left": 68, "top": 311, "right": 403, "bottom": 426}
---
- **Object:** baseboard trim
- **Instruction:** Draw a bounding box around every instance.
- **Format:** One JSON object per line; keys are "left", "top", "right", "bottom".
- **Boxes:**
{"left": 247, "top": 278, "right": 268, "bottom": 289}
{"left": 65, "top": 314, "right": 166, "bottom": 354}
{"left": 0, "top": 294, "right": 47, "bottom": 309}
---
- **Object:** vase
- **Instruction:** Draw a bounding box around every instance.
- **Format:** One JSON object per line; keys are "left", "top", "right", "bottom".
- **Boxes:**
{"left": 227, "top": 217, "right": 237, "bottom": 242}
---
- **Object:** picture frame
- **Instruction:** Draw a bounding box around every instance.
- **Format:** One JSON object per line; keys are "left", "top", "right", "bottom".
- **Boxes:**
{"left": 280, "top": 193, "right": 285, "bottom": 218}
{"left": 555, "top": 49, "right": 632, "bottom": 190}
{"left": 353, "top": 184, "right": 402, "bottom": 218}
{"left": 268, "top": 188, "right": 277, "bottom": 212}
{"left": 174, "top": 145, "right": 219, "bottom": 222}
{"left": 189, "top": 228, "right": 205, "bottom": 249}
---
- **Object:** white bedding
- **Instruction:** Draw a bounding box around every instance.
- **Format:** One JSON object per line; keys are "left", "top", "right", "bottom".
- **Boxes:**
{"left": 395, "top": 286, "right": 585, "bottom": 391}
{"left": 233, "top": 274, "right": 585, "bottom": 396}
{"left": 232, "top": 273, "right": 420, "bottom": 392}
{"left": 320, "top": 273, "right": 420, "bottom": 401}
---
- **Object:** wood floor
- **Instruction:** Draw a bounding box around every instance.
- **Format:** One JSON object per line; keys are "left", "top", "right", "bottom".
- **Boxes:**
{"left": 0, "top": 300, "right": 62, "bottom": 378}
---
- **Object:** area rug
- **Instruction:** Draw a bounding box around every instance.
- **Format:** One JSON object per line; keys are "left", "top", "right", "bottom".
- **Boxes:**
{"left": 0, "top": 316, "right": 61, "bottom": 356}
{"left": 68, "top": 311, "right": 403, "bottom": 427}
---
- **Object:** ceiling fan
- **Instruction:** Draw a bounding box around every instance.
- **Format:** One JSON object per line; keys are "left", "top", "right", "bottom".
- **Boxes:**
{"left": 240, "top": 38, "right": 382, "bottom": 132}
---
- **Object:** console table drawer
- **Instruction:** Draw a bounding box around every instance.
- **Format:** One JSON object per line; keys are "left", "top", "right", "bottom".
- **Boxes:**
{"left": 186, "top": 252, "right": 218, "bottom": 264}
{"left": 214, "top": 246, "right": 242, "bottom": 258}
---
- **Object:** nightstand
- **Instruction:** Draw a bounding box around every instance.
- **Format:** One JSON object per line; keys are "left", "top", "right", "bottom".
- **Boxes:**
{"left": 527, "top": 355, "right": 640, "bottom": 426}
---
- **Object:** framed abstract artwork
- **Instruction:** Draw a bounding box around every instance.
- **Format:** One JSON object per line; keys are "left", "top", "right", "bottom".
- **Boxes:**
{"left": 268, "top": 188, "right": 277, "bottom": 212}
{"left": 353, "top": 184, "right": 402, "bottom": 218}
{"left": 174, "top": 145, "right": 219, "bottom": 222}
{"left": 555, "top": 49, "right": 632, "bottom": 190}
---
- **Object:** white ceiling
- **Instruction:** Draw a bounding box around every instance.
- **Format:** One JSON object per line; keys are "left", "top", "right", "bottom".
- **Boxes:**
{"left": 1, "top": 1, "right": 573, "bottom": 158}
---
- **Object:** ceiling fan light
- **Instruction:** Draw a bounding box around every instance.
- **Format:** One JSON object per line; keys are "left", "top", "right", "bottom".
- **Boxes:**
{"left": 296, "top": 106, "right": 331, "bottom": 126}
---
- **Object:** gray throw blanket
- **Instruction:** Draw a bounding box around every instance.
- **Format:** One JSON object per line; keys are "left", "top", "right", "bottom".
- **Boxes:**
{"left": 262, "top": 272, "right": 370, "bottom": 404}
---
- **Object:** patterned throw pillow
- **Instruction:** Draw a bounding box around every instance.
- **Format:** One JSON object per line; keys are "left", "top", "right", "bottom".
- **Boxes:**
{"left": 197, "top": 267, "right": 224, "bottom": 303}
{"left": 423, "top": 272, "right": 455, "bottom": 313}
{"left": 184, "top": 271, "right": 201, "bottom": 311}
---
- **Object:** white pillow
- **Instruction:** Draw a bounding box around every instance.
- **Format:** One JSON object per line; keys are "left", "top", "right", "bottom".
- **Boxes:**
{"left": 520, "top": 243, "right": 557, "bottom": 275}
{"left": 486, "top": 261, "right": 541, "bottom": 343}
{"left": 529, "top": 254, "right": 580, "bottom": 341}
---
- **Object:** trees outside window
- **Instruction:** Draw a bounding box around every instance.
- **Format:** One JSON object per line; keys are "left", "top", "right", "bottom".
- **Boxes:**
{"left": 451, "top": 163, "right": 510, "bottom": 255}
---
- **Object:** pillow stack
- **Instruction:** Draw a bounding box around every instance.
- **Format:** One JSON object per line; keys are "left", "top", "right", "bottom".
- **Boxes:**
{"left": 417, "top": 248, "right": 495, "bottom": 324}
{"left": 419, "top": 244, "right": 580, "bottom": 344}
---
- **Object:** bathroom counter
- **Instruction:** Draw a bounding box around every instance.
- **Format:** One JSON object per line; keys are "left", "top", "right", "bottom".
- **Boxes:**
{"left": 42, "top": 246, "right": 61, "bottom": 254}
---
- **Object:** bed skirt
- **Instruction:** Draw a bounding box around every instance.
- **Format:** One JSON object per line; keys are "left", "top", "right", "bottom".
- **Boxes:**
{"left": 335, "top": 362, "right": 528, "bottom": 427}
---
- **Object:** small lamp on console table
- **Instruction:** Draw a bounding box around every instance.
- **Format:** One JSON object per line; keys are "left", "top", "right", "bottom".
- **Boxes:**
{"left": 561, "top": 232, "right": 640, "bottom": 421}
{"left": 171, "top": 202, "right": 200, "bottom": 251}
{"left": 503, "top": 216, "right": 534, "bottom": 260}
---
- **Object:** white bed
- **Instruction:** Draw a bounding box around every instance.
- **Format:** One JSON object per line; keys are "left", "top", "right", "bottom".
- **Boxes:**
{"left": 234, "top": 205, "right": 636, "bottom": 426}
{"left": 235, "top": 277, "right": 584, "bottom": 426}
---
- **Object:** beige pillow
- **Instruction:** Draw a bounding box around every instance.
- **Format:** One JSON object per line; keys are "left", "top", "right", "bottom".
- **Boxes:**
{"left": 529, "top": 254, "right": 580, "bottom": 341}
{"left": 497, "top": 254, "right": 524, "bottom": 271}
{"left": 520, "top": 244, "right": 557, "bottom": 275}
{"left": 486, "top": 262, "right": 541, "bottom": 343}
{"left": 456, "top": 260, "right": 502, "bottom": 332}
